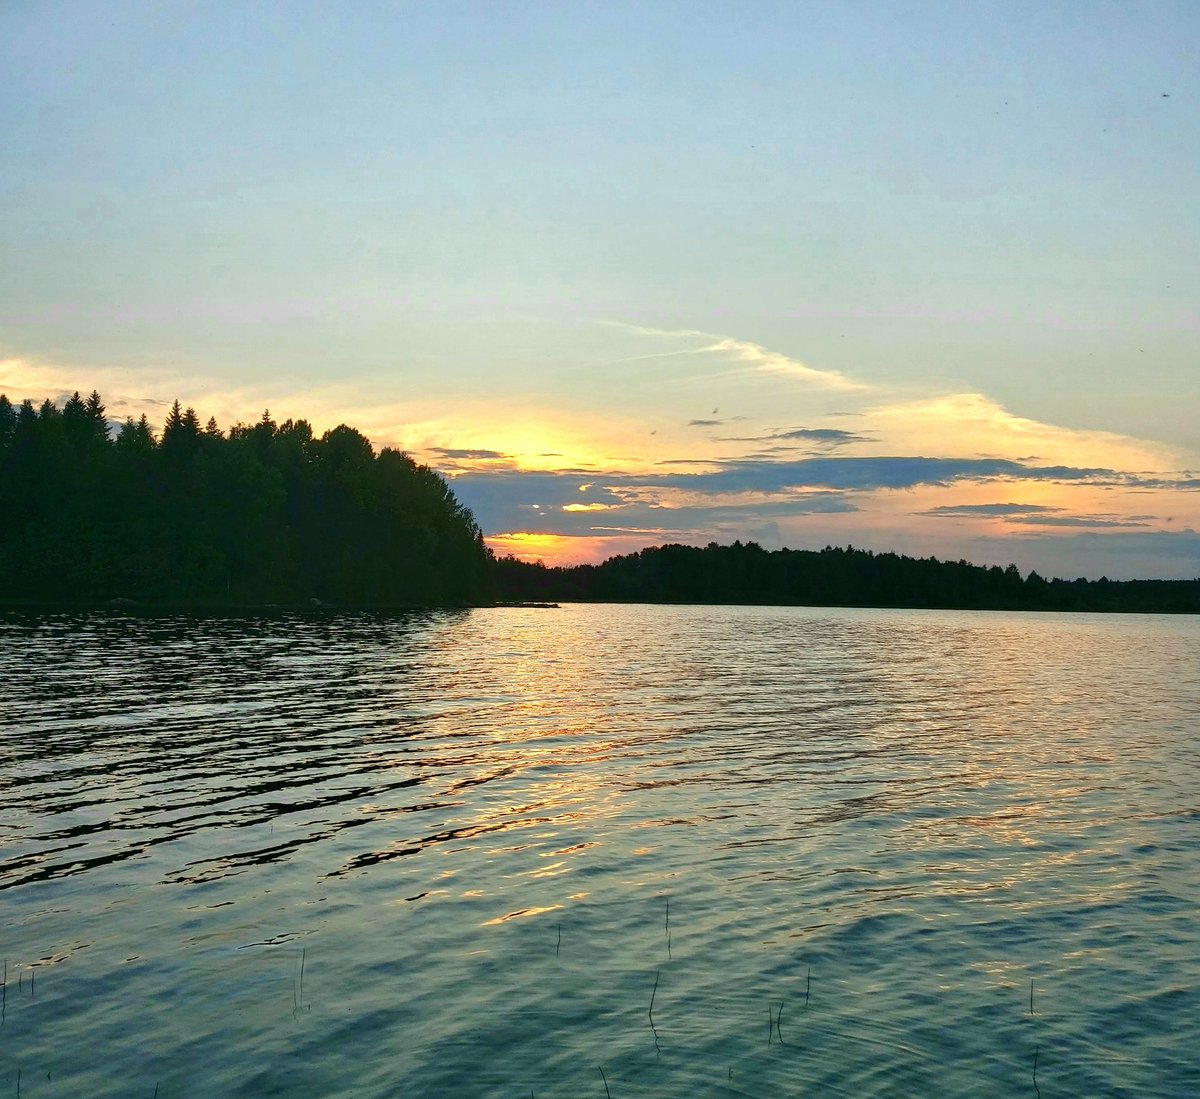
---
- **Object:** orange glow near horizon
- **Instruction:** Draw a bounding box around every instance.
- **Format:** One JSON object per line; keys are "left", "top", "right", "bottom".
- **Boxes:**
{"left": 486, "top": 531, "right": 651, "bottom": 566}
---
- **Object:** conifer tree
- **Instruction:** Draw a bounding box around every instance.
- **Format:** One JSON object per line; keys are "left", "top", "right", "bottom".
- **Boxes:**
{"left": 3, "top": 386, "right": 494, "bottom": 606}
{"left": 116, "top": 416, "right": 156, "bottom": 451}
{"left": 163, "top": 399, "right": 184, "bottom": 438}
{"left": 63, "top": 391, "right": 87, "bottom": 421}
{"left": 161, "top": 400, "right": 200, "bottom": 454}
{"left": 85, "top": 391, "right": 109, "bottom": 441}
{"left": 0, "top": 394, "right": 15, "bottom": 449}
{"left": 62, "top": 390, "right": 95, "bottom": 450}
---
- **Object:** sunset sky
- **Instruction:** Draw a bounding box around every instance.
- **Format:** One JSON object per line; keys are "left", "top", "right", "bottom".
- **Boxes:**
{"left": 3, "top": 1, "right": 1198, "bottom": 579}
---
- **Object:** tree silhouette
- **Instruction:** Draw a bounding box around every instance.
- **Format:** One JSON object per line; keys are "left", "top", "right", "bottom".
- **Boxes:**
{"left": 492, "top": 541, "right": 1199, "bottom": 614}
{"left": 0, "top": 389, "right": 494, "bottom": 607}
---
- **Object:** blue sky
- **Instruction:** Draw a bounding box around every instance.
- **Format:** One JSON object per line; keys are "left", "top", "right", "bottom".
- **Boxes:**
{"left": 2, "top": 1, "right": 1198, "bottom": 577}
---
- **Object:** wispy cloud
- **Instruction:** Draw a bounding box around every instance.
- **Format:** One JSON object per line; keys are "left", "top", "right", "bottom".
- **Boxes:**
{"left": 923, "top": 502, "right": 1065, "bottom": 517}
{"left": 702, "top": 337, "right": 867, "bottom": 391}
{"left": 718, "top": 427, "right": 872, "bottom": 447}
{"left": 921, "top": 502, "right": 1152, "bottom": 528}
{"left": 595, "top": 321, "right": 867, "bottom": 391}
{"left": 1009, "top": 515, "right": 1152, "bottom": 528}
{"left": 429, "top": 447, "right": 510, "bottom": 460}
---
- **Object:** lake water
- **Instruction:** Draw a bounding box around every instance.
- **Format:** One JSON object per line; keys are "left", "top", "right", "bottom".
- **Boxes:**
{"left": 2, "top": 604, "right": 1198, "bottom": 1097}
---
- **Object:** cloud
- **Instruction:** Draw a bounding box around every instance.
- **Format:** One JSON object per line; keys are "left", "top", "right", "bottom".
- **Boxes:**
{"left": 719, "top": 427, "right": 872, "bottom": 446}
{"left": 448, "top": 463, "right": 862, "bottom": 538}
{"left": 776, "top": 428, "right": 869, "bottom": 443}
{"left": 648, "top": 456, "right": 1119, "bottom": 495}
{"left": 1121, "top": 477, "right": 1200, "bottom": 490}
{"left": 11, "top": 339, "right": 1197, "bottom": 579}
{"left": 921, "top": 501, "right": 1154, "bottom": 528}
{"left": 594, "top": 321, "right": 866, "bottom": 391}
{"left": 520, "top": 495, "right": 858, "bottom": 538}
{"left": 866, "top": 391, "right": 1184, "bottom": 473}
{"left": 967, "top": 529, "right": 1200, "bottom": 581}
{"left": 703, "top": 337, "right": 867, "bottom": 391}
{"left": 429, "top": 447, "right": 510, "bottom": 460}
{"left": 923, "top": 502, "right": 1064, "bottom": 517}
{"left": 1007, "top": 515, "right": 1151, "bottom": 529}
{"left": 447, "top": 455, "right": 1146, "bottom": 538}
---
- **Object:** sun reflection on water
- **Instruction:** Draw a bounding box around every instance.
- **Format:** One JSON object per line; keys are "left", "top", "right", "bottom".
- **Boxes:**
{"left": 2, "top": 606, "right": 1198, "bottom": 1096}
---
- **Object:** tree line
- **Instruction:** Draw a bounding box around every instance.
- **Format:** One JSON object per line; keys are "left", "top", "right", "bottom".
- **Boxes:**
{"left": 492, "top": 540, "right": 1200, "bottom": 614}
{"left": 4, "top": 389, "right": 1196, "bottom": 612}
{"left": 0, "top": 390, "right": 492, "bottom": 606}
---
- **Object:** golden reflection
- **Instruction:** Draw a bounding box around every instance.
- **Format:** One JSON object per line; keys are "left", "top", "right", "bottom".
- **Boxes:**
{"left": 367, "top": 610, "right": 653, "bottom": 918}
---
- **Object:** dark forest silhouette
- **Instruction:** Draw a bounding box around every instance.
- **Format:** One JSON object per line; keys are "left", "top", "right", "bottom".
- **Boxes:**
{"left": 493, "top": 540, "right": 1200, "bottom": 614}
{"left": 3, "top": 390, "right": 1197, "bottom": 612}
{"left": 0, "top": 390, "right": 491, "bottom": 605}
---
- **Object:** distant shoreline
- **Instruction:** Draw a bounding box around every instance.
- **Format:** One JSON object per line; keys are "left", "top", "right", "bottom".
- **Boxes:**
{"left": 0, "top": 596, "right": 1194, "bottom": 616}
{"left": 492, "top": 542, "right": 1200, "bottom": 616}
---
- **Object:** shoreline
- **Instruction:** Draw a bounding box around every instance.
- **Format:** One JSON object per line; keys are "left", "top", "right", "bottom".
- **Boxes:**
{"left": 0, "top": 597, "right": 1193, "bottom": 615}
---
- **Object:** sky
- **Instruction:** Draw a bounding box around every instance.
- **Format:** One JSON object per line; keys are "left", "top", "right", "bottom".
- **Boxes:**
{"left": 2, "top": 1, "right": 1198, "bottom": 579}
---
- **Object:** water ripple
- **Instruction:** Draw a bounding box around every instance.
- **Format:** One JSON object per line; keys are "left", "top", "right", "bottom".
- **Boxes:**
{"left": 1, "top": 605, "right": 1198, "bottom": 1096}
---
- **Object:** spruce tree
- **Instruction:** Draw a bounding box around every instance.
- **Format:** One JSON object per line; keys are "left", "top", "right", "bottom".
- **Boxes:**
{"left": 0, "top": 394, "right": 15, "bottom": 449}
{"left": 85, "top": 390, "right": 109, "bottom": 441}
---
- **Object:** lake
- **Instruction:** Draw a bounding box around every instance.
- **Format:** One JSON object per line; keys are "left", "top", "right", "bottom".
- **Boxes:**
{"left": 2, "top": 604, "right": 1198, "bottom": 1097}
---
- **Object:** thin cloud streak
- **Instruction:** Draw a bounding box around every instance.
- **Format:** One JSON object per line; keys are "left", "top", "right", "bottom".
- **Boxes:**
{"left": 705, "top": 337, "right": 868, "bottom": 391}
{"left": 595, "top": 321, "right": 867, "bottom": 391}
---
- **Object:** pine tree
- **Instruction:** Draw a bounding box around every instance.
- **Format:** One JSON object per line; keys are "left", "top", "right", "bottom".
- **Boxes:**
{"left": 0, "top": 394, "right": 15, "bottom": 449}
{"left": 161, "top": 400, "right": 199, "bottom": 454}
{"left": 63, "top": 391, "right": 87, "bottom": 421}
{"left": 116, "top": 416, "right": 156, "bottom": 451}
{"left": 163, "top": 399, "right": 184, "bottom": 438}
{"left": 85, "top": 390, "right": 109, "bottom": 441}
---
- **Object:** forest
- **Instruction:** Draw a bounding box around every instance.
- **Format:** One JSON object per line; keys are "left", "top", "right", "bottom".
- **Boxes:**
{"left": 3, "top": 389, "right": 1197, "bottom": 613}
{"left": 0, "top": 390, "right": 492, "bottom": 606}
{"left": 492, "top": 540, "right": 1200, "bottom": 614}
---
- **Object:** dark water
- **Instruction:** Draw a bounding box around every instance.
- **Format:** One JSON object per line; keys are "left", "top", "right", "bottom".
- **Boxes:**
{"left": 2, "top": 604, "right": 1198, "bottom": 1097}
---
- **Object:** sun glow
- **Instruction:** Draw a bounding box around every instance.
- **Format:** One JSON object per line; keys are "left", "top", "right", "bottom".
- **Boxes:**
{"left": 486, "top": 531, "right": 650, "bottom": 565}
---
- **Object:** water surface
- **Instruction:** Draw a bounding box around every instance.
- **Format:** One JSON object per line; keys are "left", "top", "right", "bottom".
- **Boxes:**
{"left": 2, "top": 604, "right": 1198, "bottom": 1096}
